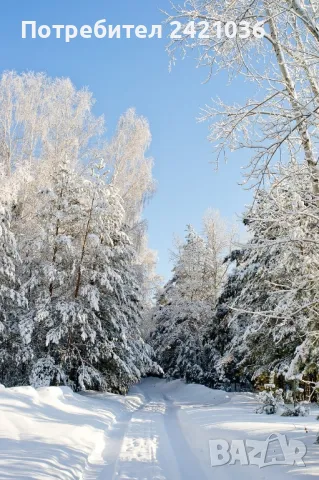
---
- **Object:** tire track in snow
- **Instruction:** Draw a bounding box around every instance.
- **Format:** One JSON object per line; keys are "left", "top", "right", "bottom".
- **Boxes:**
{"left": 85, "top": 380, "right": 212, "bottom": 479}
{"left": 109, "top": 381, "right": 210, "bottom": 480}
{"left": 110, "top": 398, "right": 179, "bottom": 480}
{"left": 162, "top": 400, "right": 209, "bottom": 480}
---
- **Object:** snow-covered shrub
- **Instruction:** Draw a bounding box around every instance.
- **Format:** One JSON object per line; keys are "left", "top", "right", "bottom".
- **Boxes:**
{"left": 281, "top": 404, "right": 310, "bottom": 417}
{"left": 256, "top": 385, "right": 284, "bottom": 414}
{"left": 29, "top": 356, "right": 67, "bottom": 389}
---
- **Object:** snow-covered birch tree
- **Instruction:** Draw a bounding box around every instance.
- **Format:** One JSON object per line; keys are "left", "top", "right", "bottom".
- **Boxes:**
{"left": 165, "top": 1, "right": 319, "bottom": 192}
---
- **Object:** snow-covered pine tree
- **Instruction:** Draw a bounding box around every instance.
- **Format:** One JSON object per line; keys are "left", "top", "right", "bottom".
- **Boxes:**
{"left": 239, "top": 163, "right": 319, "bottom": 382}
{"left": 81, "top": 171, "right": 160, "bottom": 393}
{"left": 242, "top": 163, "right": 319, "bottom": 384}
{"left": 151, "top": 293, "right": 212, "bottom": 382}
{"left": 0, "top": 198, "right": 28, "bottom": 386}
{"left": 201, "top": 249, "right": 251, "bottom": 391}
{"left": 203, "top": 162, "right": 319, "bottom": 389}
{"left": 16, "top": 157, "right": 157, "bottom": 392}
{"left": 17, "top": 155, "right": 91, "bottom": 388}
{"left": 0, "top": 72, "right": 160, "bottom": 393}
{"left": 151, "top": 225, "right": 222, "bottom": 382}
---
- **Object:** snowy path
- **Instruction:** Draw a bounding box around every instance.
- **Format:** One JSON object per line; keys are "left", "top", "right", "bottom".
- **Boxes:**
{"left": 86, "top": 378, "right": 319, "bottom": 480}
{"left": 0, "top": 378, "right": 319, "bottom": 479}
{"left": 102, "top": 380, "right": 208, "bottom": 480}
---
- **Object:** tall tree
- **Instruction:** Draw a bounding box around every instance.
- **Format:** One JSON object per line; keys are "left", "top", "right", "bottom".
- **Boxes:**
{"left": 0, "top": 198, "right": 27, "bottom": 386}
{"left": 151, "top": 218, "right": 234, "bottom": 382}
{"left": 165, "top": 1, "right": 319, "bottom": 192}
{"left": 0, "top": 72, "right": 159, "bottom": 393}
{"left": 17, "top": 157, "right": 158, "bottom": 392}
{"left": 203, "top": 162, "right": 319, "bottom": 387}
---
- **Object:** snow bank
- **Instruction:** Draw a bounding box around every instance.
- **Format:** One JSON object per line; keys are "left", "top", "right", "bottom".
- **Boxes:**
{"left": 160, "top": 378, "right": 230, "bottom": 406}
{"left": 0, "top": 384, "right": 144, "bottom": 480}
{"left": 175, "top": 390, "right": 319, "bottom": 479}
{"left": 1, "top": 379, "right": 318, "bottom": 479}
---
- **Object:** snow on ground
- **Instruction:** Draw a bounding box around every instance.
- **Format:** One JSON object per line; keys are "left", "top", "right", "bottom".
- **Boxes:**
{"left": 0, "top": 378, "right": 318, "bottom": 479}
{"left": 159, "top": 377, "right": 229, "bottom": 405}
{"left": 0, "top": 384, "right": 144, "bottom": 479}
{"left": 174, "top": 390, "right": 319, "bottom": 479}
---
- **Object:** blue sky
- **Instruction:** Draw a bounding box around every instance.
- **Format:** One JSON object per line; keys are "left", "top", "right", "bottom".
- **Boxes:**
{"left": 2, "top": 0, "right": 252, "bottom": 280}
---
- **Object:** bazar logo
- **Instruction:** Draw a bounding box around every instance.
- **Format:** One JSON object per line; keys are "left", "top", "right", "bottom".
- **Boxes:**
{"left": 209, "top": 433, "right": 307, "bottom": 468}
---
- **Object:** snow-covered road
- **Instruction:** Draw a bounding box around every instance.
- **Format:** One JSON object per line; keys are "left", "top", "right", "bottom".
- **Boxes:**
{"left": 0, "top": 378, "right": 318, "bottom": 479}
{"left": 101, "top": 378, "right": 210, "bottom": 480}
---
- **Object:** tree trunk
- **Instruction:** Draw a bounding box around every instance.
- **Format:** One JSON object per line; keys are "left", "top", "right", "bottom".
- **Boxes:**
{"left": 266, "top": 4, "right": 319, "bottom": 199}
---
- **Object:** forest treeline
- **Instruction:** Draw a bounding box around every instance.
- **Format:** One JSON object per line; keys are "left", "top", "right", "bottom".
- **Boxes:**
{"left": 2, "top": 0, "right": 319, "bottom": 396}
{"left": 150, "top": 0, "right": 319, "bottom": 395}
{"left": 0, "top": 72, "right": 161, "bottom": 393}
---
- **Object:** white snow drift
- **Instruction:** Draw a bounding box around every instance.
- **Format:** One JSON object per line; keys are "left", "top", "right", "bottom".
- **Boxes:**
{"left": 0, "top": 378, "right": 318, "bottom": 479}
